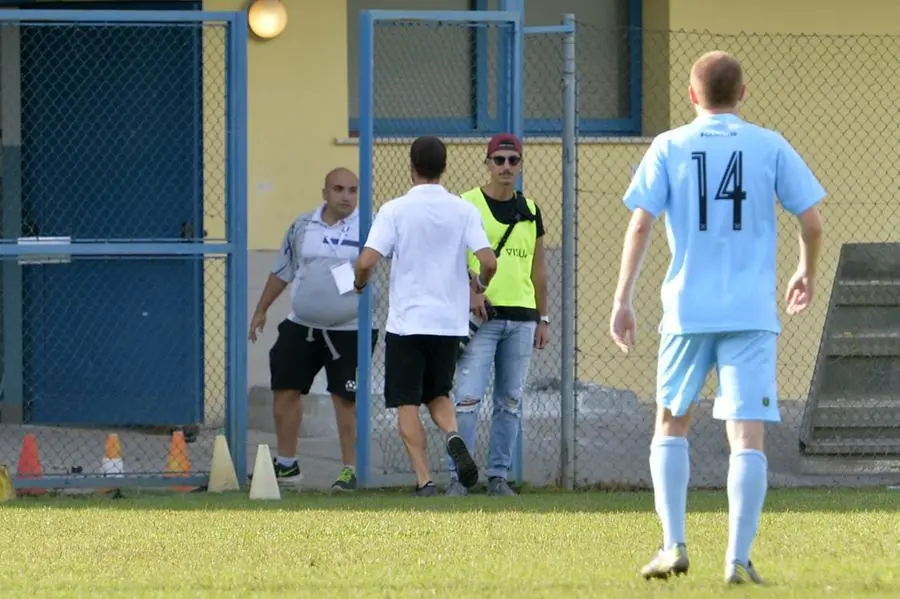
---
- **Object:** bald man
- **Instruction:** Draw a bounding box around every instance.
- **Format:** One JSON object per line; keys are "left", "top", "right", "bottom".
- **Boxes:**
{"left": 249, "top": 167, "right": 378, "bottom": 492}
{"left": 610, "top": 51, "right": 825, "bottom": 584}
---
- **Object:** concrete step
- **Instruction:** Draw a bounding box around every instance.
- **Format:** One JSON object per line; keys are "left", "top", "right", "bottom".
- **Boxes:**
{"left": 834, "top": 280, "right": 900, "bottom": 306}
{"left": 799, "top": 437, "right": 900, "bottom": 456}
{"left": 837, "top": 243, "right": 900, "bottom": 280}
{"left": 812, "top": 396, "right": 900, "bottom": 427}
{"left": 827, "top": 332, "right": 900, "bottom": 357}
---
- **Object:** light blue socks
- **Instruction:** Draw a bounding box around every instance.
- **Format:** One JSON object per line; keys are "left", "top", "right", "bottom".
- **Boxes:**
{"left": 726, "top": 449, "right": 768, "bottom": 565}
{"left": 649, "top": 436, "right": 690, "bottom": 550}
{"left": 650, "top": 438, "right": 768, "bottom": 564}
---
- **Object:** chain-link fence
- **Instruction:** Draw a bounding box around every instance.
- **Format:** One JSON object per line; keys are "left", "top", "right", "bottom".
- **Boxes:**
{"left": 571, "top": 25, "right": 900, "bottom": 489}
{"left": 357, "top": 11, "right": 900, "bottom": 489}
{"left": 0, "top": 11, "right": 249, "bottom": 492}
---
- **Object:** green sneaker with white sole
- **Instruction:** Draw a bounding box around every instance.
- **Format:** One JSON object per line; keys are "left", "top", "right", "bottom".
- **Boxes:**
{"left": 331, "top": 467, "right": 357, "bottom": 491}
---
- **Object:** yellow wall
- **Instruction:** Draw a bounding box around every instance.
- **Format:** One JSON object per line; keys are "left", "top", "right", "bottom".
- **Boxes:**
{"left": 200, "top": 0, "right": 358, "bottom": 424}
{"left": 203, "top": 0, "right": 900, "bottom": 413}
{"left": 207, "top": 0, "right": 358, "bottom": 245}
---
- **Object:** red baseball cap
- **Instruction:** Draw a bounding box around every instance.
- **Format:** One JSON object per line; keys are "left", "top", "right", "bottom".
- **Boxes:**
{"left": 486, "top": 133, "right": 522, "bottom": 156}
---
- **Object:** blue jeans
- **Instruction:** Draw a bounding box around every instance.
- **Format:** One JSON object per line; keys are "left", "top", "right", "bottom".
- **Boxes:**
{"left": 448, "top": 318, "right": 537, "bottom": 481}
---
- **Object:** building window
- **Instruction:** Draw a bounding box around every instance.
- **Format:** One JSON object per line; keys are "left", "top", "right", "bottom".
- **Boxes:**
{"left": 347, "top": 0, "right": 641, "bottom": 137}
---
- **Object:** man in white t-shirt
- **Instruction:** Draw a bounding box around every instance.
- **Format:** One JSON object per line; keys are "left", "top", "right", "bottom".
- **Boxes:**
{"left": 353, "top": 136, "right": 498, "bottom": 496}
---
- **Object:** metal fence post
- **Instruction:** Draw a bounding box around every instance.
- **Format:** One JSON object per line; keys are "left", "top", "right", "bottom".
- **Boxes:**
{"left": 560, "top": 13, "right": 577, "bottom": 491}
{"left": 499, "top": 0, "right": 527, "bottom": 485}
{"left": 355, "top": 8, "right": 375, "bottom": 489}
{"left": 509, "top": 0, "right": 526, "bottom": 484}
{"left": 228, "top": 10, "right": 250, "bottom": 486}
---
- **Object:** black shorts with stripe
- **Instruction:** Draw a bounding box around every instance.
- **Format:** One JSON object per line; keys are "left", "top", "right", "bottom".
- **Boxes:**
{"left": 269, "top": 319, "right": 378, "bottom": 402}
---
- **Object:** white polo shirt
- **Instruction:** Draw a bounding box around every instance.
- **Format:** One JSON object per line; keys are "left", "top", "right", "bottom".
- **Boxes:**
{"left": 363, "top": 184, "right": 491, "bottom": 337}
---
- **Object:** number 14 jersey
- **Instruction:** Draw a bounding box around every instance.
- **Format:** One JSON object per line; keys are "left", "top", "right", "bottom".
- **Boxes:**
{"left": 622, "top": 113, "right": 826, "bottom": 335}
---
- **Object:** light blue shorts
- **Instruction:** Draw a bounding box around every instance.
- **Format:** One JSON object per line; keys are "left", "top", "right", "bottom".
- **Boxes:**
{"left": 656, "top": 331, "right": 781, "bottom": 422}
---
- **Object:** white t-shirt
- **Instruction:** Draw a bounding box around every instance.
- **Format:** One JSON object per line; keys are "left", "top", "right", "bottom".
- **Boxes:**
{"left": 364, "top": 183, "right": 491, "bottom": 337}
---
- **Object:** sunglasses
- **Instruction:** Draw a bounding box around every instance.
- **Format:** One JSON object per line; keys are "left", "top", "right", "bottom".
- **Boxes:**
{"left": 490, "top": 155, "right": 521, "bottom": 166}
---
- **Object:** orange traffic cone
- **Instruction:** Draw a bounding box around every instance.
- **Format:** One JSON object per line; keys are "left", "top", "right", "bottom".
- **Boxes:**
{"left": 165, "top": 430, "right": 193, "bottom": 491}
{"left": 16, "top": 433, "right": 45, "bottom": 496}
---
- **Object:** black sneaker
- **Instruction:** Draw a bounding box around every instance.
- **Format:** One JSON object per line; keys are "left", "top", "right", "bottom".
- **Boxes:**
{"left": 446, "top": 433, "right": 478, "bottom": 488}
{"left": 414, "top": 481, "right": 437, "bottom": 497}
{"left": 272, "top": 458, "right": 303, "bottom": 487}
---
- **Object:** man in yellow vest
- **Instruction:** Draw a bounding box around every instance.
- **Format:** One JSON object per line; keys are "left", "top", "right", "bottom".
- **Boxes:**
{"left": 446, "top": 133, "right": 550, "bottom": 496}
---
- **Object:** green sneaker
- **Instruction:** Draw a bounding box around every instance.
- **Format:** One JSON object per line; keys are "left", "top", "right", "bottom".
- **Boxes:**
{"left": 640, "top": 543, "right": 690, "bottom": 580}
{"left": 331, "top": 467, "right": 357, "bottom": 491}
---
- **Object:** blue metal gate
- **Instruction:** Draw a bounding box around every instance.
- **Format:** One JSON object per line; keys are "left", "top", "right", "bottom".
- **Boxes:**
{"left": 0, "top": 8, "right": 248, "bottom": 490}
{"left": 20, "top": 11, "right": 205, "bottom": 426}
{"left": 354, "top": 9, "right": 523, "bottom": 488}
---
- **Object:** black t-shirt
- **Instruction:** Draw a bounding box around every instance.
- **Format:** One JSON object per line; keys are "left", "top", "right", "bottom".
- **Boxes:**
{"left": 483, "top": 193, "right": 546, "bottom": 238}
{"left": 481, "top": 190, "right": 543, "bottom": 322}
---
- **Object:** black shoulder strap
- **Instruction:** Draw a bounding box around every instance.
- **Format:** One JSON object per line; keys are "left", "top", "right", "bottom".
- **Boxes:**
{"left": 493, "top": 192, "right": 533, "bottom": 256}
{"left": 494, "top": 219, "right": 520, "bottom": 256}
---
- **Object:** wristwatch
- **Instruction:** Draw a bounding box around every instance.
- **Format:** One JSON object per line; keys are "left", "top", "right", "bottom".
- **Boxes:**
{"left": 540, "top": 315, "right": 550, "bottom": 324}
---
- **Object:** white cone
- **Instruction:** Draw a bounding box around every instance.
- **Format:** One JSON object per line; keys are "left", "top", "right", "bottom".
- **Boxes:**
{"left": 208, "top": 434, "right": 240, "bottom": 493}
{"left": 101, "top": 458, "right": 124, "bottom": 477}
{"left": 249, "top": 444, "right": 280, "bottom": 500}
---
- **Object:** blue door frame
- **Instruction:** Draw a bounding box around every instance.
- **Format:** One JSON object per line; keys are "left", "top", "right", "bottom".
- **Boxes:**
{"left": 6, "top": 0, "right": 206, "bottom": 426}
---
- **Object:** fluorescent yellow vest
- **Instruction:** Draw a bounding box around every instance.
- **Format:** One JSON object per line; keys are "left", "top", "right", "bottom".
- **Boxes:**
{"left": 462, "top": 187, "right": 537, "bottom": 309}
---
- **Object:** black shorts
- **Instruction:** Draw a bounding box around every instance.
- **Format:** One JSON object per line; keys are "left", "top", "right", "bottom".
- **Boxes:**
{"left": 383, "top": 332, "right": 461, "bottom": 408}
{"left": 269, "top": 319, "right": 378, "bottom": 402}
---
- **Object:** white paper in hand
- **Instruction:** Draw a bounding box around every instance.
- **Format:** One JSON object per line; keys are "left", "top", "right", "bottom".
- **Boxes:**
{"left": 331, "top": 262, "right": 355, "bottom": 295}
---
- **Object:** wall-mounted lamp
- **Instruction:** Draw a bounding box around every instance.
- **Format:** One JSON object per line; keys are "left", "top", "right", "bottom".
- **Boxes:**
{"left": 248, "top": 0, "right": 288, "bottom": 40}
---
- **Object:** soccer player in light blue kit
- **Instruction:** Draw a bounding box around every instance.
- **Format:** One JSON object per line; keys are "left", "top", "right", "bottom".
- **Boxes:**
{"left": 609, "top": 51, "right": 825, "bottom": 584}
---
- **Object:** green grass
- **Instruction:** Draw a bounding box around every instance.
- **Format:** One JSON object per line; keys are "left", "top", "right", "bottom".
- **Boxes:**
{"left": 0, "top": 487, "right": 897, "bottom": 598}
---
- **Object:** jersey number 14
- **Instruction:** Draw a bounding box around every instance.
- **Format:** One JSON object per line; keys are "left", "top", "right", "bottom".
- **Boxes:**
{"left": 691, "top": 150, "right": 745, "bottom": 231}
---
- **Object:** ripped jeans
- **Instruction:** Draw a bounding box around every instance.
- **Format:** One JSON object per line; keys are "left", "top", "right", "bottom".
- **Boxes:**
{"left": 447, "top": 318, "right": 537, "bottom": 481}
